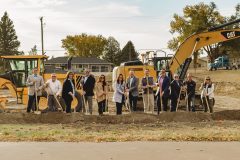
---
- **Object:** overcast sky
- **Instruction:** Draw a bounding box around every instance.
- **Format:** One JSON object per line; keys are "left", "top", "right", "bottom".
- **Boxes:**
{"left": 0, "top": 0, "right": 238, "bottom": 57}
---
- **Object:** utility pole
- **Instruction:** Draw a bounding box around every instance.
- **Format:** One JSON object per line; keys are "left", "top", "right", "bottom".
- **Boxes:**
{"left": 40, "top": 17, "right": 44, "bottom": 55}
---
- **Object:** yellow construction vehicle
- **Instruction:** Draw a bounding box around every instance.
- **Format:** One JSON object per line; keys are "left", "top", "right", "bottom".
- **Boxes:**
{"left": 168, "top": 19, "right": 240, "bottom": 78}
{"left": 0, "top": 55, "right": 84, "bottom": 111}
{"left": 112, "top": 60, "right": 157, "bottom": 83}
{"left": 152, "top": 19, "right": 240, "bottom": 111}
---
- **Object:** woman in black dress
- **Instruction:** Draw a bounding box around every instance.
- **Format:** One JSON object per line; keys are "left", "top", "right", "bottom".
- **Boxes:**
{"left": 62, "top": 71, "right": 75, "bottom": 113}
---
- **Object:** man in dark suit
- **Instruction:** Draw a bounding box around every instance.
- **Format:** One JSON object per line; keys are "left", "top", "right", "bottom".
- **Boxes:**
{"left": 170, "top": 74, "right": 182, "bottom": 112}
{"left": 81, "top": 68, "right": 96, "bottom": 114}
{"left": 184, "top": 73, "right": 196, "bottom": 112}
{"left": 156, "top": 69, "right": 170, "bottom": 112}
{"left": 126, "top": 70, "right": 139, "bottom": 112}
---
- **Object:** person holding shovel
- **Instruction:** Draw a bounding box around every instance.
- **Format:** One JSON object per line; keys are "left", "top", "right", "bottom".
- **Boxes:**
{"left": 126, "top": 70, "right": 139, "bottom": 112}
{"left": 170, "top": 74, "right": 182, "bottom": 112}
{"left": 156, "top": 69, "right": 170, "bottom": 113}
{"left": 26, "top": 68, "right": 44, "bottom": 113}
{"left": 183, "top": 73, "right": 196, "bottom": 112}
{"left": 199, "top": 76, "right": 215, "bottom": 113}
{"left": 95, "top": 75, "right": 108, "bottom": 115}
{"left": 62, "top": 71, "right": 75, "bottom": 113}
{"left": 44, "top": 73, "right": 62, "bottom": 112}
{"left": 141, "top": 69, "right": 155, "bottom": 113}
{"left": 81, "top": 68, "right": 96, "bottom": 115}
{"left": 113, "top": 74, "right": 125, "bottom": 115}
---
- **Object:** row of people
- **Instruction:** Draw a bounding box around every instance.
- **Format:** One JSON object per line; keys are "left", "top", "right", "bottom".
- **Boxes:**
{"left": 26, "top": 67, "right": 214, "bottom": 114}
{"left": 26, "top": 68, "right": 96, "bottom": 113}
{"left": 112, "top": 68, "right": 215, "bottom": 114}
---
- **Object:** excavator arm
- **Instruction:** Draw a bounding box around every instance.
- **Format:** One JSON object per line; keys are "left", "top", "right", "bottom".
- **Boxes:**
{"left": 169, "top": 28, "right": 240, "bottom": 75}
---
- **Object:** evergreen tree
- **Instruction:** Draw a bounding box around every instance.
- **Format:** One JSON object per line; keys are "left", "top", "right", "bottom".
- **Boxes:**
{"left": 116, "top": 41, "right": 138, "bottom": 65}
{"left": 102, "top": 37, "right": 121, "bottom": 66}
{"left": 0, "top": 12, "right": 20, "bottom": 55}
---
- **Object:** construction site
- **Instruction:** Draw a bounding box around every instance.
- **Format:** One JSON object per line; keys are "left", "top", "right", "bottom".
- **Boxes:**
{"left": 0, "top": 54, "right": 240, "bottom": 142}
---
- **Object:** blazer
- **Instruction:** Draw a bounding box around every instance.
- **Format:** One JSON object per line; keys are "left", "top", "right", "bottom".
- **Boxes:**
{"left": 126, "top": 76, "right": 139, "bottom": 97}
{"left": 81, "top": 75, "right": 96, "bottom": 96}
{"left": 113, "top": 81, "right": 125, "bottom": 103}
{"left": 170, "top": 80, "right": 182, "bottom": 99}
{"left": 95, "top": 82, "right": 108, "bottom": 102}
{"left": 26, "top": 74, "right": 44, "bottom": 96}
{"left": 156, "top": 76, "right": 170, "bottom": 98}
{"left": 62, "top": 79, "right": 75, "bottom": 101}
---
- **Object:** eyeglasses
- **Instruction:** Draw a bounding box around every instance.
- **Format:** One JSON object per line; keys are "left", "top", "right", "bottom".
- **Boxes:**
{"left": 206, "top": 79, "right": 210, "bottom": 80}
{"left": 100, "top": 77, "right": 105, "bottom": 79}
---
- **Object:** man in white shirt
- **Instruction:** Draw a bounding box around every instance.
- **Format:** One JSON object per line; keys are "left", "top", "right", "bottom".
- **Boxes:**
{"left": 45, "top": 73, "right": 62, "bottom": 112}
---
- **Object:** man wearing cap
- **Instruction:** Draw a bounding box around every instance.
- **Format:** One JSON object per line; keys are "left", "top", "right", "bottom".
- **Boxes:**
{"left": 81, "top": 68, "right": 96, "bottom": 114}
{"left": 44, "top": 73, "right": 62, "bottom": 112}
{"left": 26, "top": 68, "right": 44, "bottom": 113}
{"left": 156, "top": 69, "right": 170, "bottom": 112}
{"left": 170, "top": 74, "right": 182, "bottom": 112}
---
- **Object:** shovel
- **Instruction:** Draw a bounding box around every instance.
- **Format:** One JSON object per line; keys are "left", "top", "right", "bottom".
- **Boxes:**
{"left": 34, "top": 82, "right": 41, "bottom": 114}
{"left": 176, "top": 86, "right": 182, "bottom": 112}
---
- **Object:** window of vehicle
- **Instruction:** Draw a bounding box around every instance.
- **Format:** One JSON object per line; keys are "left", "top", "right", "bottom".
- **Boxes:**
{"left": 9, "top": 60, "right": 25, "bottom": 71}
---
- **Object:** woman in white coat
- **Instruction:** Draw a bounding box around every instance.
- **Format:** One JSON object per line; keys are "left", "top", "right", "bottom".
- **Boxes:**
{"left": 199, "top": 76, "right": 215, "bottom": 113}
{"left": 113, "top": 74, "right": 125, "bottom": 115}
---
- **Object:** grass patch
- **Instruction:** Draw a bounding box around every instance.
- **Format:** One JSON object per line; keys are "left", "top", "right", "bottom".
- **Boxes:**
{"left": 0, "top": 121, "right": 240, "bottom": 142}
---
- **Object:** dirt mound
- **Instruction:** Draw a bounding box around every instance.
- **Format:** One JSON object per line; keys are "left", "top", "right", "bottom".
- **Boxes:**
{"left": 212, "top": 110, "right": 240, "bottom": 121}
{"left": 0, "top": 110, "right": 239, "bottom": 124}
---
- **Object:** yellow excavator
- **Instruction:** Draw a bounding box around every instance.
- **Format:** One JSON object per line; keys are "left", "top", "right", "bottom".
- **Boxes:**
{"left": 0, "top": 55, "right": 84, "bottom": 111}
{"left": 113, "top": 19, "right": 240, "bottom": 112}
{"left": 168, "top": 19, "right": 240, "bottom": 78}
{"left": 152, "top": 19, "right": 240, "bottom": 112}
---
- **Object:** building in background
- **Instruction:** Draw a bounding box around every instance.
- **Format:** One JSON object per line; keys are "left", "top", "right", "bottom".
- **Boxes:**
{"left": 189, "top": 57, "right": 208, "bottom": 69}
{"left": 45, "top": 56, "right": 113, "bottom": 75}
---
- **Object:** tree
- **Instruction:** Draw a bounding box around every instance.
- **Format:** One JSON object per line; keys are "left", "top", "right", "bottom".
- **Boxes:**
{"left": 168, "top": 2, "right": 224, "bottom": 63}
{"left": 28, "top": 45, "right": 37, "bottom": 55}
{"left": 220, "top": 3, "right": 240, "bottom": 58}
{"left": 61, "top": 33, "right": 107, "bottom": 57}
{"left": 102, "top": 37, "right": 121, "bottom": 66}
{"left": 0, "top": 12, "right": 21, "bottom": 55}
{"left": 116, "top": 41, "right": 138, "bottom": 65}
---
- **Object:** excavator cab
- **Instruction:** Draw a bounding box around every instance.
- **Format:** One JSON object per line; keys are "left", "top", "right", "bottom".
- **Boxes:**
{"left": 0, "top": 55, "right": 48, "bottom": 87}
{"left": 152, "top": 55, "right": 172, "bottom": 78}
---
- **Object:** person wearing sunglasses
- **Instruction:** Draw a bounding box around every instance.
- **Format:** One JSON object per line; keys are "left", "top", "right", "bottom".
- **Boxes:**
{"left": 199, "top": 76, "right": 215, "bottom": 113}
{"left": 95, "top": 75, "right": 108, "bottom": 115}
{"left": 44, "top": 73, "right": 62, "bottom": 112}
